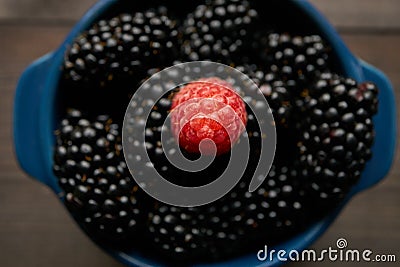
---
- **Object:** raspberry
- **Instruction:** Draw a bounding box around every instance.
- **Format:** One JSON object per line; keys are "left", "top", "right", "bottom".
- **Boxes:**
{"left": 170, "top": 77, "right": 247, "bottom": 155}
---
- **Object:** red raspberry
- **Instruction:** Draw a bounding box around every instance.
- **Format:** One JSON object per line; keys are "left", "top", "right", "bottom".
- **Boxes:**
{"left": 170, "top": 77, "right": 247, "bottom": 155}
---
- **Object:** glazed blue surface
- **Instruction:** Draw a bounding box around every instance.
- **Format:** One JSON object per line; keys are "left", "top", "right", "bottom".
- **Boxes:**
{"left": 13, "top": 0, "right": 397, "bottom": 266}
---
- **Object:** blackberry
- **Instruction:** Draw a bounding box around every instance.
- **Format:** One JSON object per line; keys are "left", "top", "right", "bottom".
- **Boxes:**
{"left": 236, "top": 32, "right": 333, "bottom": 128}
{"left": 145, "top": 183, "right": 250, "bottom": 262}
{"left": 195, "top": 167, "right": 304, "bottom": 259}
{"left": 237, "top": 164, "right": 307, "bottom": 243}
{"left": 62, "top": 6, "right": 179, "bottom": 103}
{"left": 236, "top": 64, "right": 299, "bottom": 167}
{"left": 237, "top": 65, "right": 294, "bottom": 128}
{"left": 53, "top": 109, "right": 146, "bottom": 242}
{"left": 258, "top": 74, "right": 300, "bottom": 164}
{"left": 146, "top": 164, "right": 307, "bottom": 262}
{"left": 296, "top": 73, "right": 378, "bottom": 213}
{"left": 147, "top": 203, "right": 208, "bottom": 262}
{"left": 181, "top": 0, "right": 258, "bottom": 64}
{"left": 251, "top": 32, "right": 331, "bottom": 88}
{"left": 189, "top": 117, "right": 263, "bottom": 260}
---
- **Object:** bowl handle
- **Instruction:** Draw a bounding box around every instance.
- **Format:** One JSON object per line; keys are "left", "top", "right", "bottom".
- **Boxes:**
{"left": 354, "top": 60, "right": 397, "bottom": 192}
{"left": 13, "top": 53, "right": 54, "bottom": 184}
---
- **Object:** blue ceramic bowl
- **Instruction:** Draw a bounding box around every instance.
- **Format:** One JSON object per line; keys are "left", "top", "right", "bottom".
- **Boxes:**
{"left": 14, "top": 0, "right": 397, "bottom": 266}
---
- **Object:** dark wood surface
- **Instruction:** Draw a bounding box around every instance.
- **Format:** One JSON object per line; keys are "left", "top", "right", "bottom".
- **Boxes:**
{"left": 1, "top": 2, "right": 399, "bottom": 267}
{"left": 2, "top": 0, "right": 400, "bottom": 29}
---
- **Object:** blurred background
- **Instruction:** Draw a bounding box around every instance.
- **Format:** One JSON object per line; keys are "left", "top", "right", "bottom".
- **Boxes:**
{"left": 0, "top": 0, "right": 399, "bottom": 266}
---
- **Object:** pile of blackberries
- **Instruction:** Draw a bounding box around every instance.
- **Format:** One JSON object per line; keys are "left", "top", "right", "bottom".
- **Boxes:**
{"left": 53, "top": 0, "right": 379, "bottom": 263}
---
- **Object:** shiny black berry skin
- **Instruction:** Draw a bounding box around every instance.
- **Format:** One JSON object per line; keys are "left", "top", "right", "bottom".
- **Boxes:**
{"left": 237, "top": 65, "right": 294, "bottom": 128}
{"left": 296, "top": 74, "right": 378, "bottom": 213}
{"left": 64, "top": 7, "right": 179, "bottom": 88}
{"left": 145, "top": 164, "right": 308, "bottom": 262}
{"left": 181, "top": 0, "right": 258, "bottom": 64}
{"left": 200, "top": 163, "right": 307, "bottom": 254}
{"left": 235, "top": 64, "right": 300, "bottom": 167}
{"left": 245, "top": 165, "right": 307, "bottom": 242}
{"left": 235, "top": 32, "right": 333, "bottom": 127}
{"left": 53, "top": 109, "right": 146, "bottom": 242}
{"left": 147, "top": 203, "right": 208, "bottom": 262}
{"left": 61, "top": 7, "right": 180, "bottom": 118}
{"left": 261, "top": 33, "right": 331, "bottom": 86}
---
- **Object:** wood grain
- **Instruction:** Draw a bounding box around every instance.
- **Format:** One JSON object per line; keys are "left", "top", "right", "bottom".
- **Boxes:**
{"left": 0, "top": 0, "right": 96, "bottom": 22}
{"left": 310, "top": 0, "right": 400, "bottom": 30}
{"left": 0, "top": 1, "right": 399, "bottom": 267}
{"left": 0, "top": 0, "right": 400, "bottom": 30}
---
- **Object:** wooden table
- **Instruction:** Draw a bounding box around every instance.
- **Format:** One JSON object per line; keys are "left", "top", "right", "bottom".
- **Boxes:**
{"left": 0, "top": 1, "right": 399, "bottom": 266}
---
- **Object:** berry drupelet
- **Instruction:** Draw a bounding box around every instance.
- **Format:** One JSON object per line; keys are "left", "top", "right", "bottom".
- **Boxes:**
{"left": 53, "top": 109, "right": 146, "bottom": 242}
